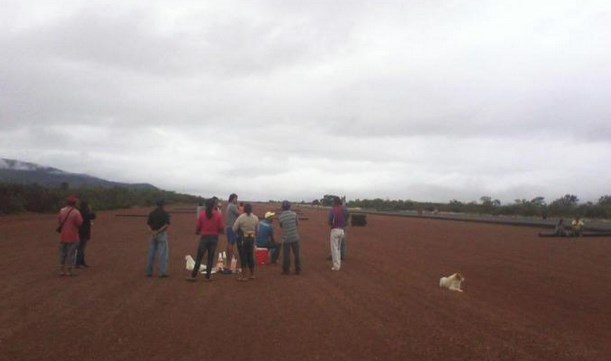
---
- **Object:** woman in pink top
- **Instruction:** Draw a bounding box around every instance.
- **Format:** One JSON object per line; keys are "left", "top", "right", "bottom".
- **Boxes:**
{"left": 186, "top": 197, "right": 225, "bottom": 282}
{"left": 57, "top": 195, "right": 83, "bottom": 276}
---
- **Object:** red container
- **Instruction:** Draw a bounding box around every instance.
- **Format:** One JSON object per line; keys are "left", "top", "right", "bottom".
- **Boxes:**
{"left": 255, "top": 248, "right": 269, "bottom": 265}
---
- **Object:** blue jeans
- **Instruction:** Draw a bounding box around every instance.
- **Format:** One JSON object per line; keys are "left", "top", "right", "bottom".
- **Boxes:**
{"left": 146, "top": 231, "right": 169, "bottom": 276}
{"left": 59, "top": 243, "right": 78, "bottom": 269}
{"left": 226, "top": 227, "right": 237, "bottom": 245}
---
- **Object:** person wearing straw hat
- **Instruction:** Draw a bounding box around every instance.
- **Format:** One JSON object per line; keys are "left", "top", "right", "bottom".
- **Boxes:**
{"left": 256, "top": 211, "right": 280, "bottom": 264}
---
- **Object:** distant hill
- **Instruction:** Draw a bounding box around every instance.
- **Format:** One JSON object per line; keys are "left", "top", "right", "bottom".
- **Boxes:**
{"left": 0, "top": 158, "right": 158, "bottom": 190}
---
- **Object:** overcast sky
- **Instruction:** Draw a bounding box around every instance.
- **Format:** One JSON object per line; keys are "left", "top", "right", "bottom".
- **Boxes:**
{"left": 1, "top": 0, "right": 610, "bottom": 204}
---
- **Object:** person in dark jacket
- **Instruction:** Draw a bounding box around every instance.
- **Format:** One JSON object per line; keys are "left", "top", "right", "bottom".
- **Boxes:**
{"left": 146, "top": 199, "right": 171, "bottom": 278}
{"left": 76, "top": 200, "right": 96, "bottom": 268}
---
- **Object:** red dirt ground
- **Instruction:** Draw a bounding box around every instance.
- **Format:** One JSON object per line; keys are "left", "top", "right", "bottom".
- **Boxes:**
{"left": 1, "top": 204, "right": 610, "bottom": 361}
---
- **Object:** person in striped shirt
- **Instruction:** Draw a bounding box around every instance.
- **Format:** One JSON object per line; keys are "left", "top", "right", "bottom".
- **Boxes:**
{"left": 278, "top": 201, "right": 302, "bottom": 275}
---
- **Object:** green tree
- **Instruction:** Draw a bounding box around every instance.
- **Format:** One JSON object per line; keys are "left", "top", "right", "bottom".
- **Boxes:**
{"left": 548, "top": 194, "right": 580, "bottom": 216}
{"left": 598, "top": 195, "right": 611, "bottom": 206}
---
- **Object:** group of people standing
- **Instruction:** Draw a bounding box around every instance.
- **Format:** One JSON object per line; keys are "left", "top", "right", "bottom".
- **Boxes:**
{"left": 56, "top": 192, "right": 349, "bottom": 279}
{"left": 187, "top": 193, "right": 302, "bottom": 281}
{"left": 145, "top": 193, "right": 350, "bottom": 281}
{"left": 56, "top": 195, "right": 96, "bottom": 276}
{"left": 221, "top": 194, "right": 286, "bottom": 275}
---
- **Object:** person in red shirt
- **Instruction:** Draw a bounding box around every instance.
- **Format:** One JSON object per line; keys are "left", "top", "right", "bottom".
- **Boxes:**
{"left": 57, "top": 195, "right": 83, "bottom": 276}
{"left": 186, "top": 197, "right": 225, "bottom": 282}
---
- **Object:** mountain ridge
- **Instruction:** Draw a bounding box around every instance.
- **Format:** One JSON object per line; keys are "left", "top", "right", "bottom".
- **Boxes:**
{"left": 0, "top": 158, "right": 157, "bottom": 190}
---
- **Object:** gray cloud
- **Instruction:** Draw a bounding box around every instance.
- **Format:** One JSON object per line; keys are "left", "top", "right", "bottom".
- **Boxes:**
{"left": 1, "top": 0, "right": 610, "bottom": 203}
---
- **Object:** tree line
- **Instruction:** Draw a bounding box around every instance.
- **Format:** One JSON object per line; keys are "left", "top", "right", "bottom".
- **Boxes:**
{"left": 0, "top": 183, "right": 203, "bottom": 215}
{"left": 3, "top": 184, "right": 610, "bottom": 220}
{"left": 347, "top": 194, "right": 611, "bottom": 219}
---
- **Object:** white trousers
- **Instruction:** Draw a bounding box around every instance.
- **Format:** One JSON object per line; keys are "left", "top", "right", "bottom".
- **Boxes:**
{"left": 330, "top": 228, "right": 345, "bottom": 270}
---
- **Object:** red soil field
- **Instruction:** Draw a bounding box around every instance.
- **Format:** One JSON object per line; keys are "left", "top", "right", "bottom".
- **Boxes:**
{"left": 1, "top": 204, "right": 610, "bottom": 361}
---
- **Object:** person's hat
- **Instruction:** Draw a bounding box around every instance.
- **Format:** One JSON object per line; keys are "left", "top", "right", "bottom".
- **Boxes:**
{"left": 265, "top": 211, "right": 275, "bottom": 219}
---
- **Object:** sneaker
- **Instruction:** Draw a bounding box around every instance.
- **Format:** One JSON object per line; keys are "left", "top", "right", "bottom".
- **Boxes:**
{"left": 159, "top": 274, "right": 169, "bottom": 278}
{"left": 331, "top": 267, "right": 340, "bottom": 271}
{"left": 185, "top": 276, "right": 197, "bottom": 282}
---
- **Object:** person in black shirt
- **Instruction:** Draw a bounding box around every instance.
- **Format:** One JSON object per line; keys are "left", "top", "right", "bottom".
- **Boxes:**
{"left": 75, "top": 200, "right": 96, "bottom": 268}
{"left": 146, "top": 199, "right": 171, "bottom": 278}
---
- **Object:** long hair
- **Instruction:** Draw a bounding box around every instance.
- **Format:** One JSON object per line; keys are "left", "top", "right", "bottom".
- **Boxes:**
{"left": 228, "top": 193, "right": 238, "bottom": 203}
{"left": 205, "top": 198, "right": 216, "bottom": 219}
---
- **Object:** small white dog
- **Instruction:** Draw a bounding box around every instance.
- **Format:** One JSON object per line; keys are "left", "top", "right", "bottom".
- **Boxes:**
{"left": 439, "top": 272, "right": 465, "bottom": 292}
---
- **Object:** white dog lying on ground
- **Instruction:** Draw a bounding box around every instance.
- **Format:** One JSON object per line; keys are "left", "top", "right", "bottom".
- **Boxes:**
{"left": 439, "top": 272, "right": 465, "bottom": 292}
